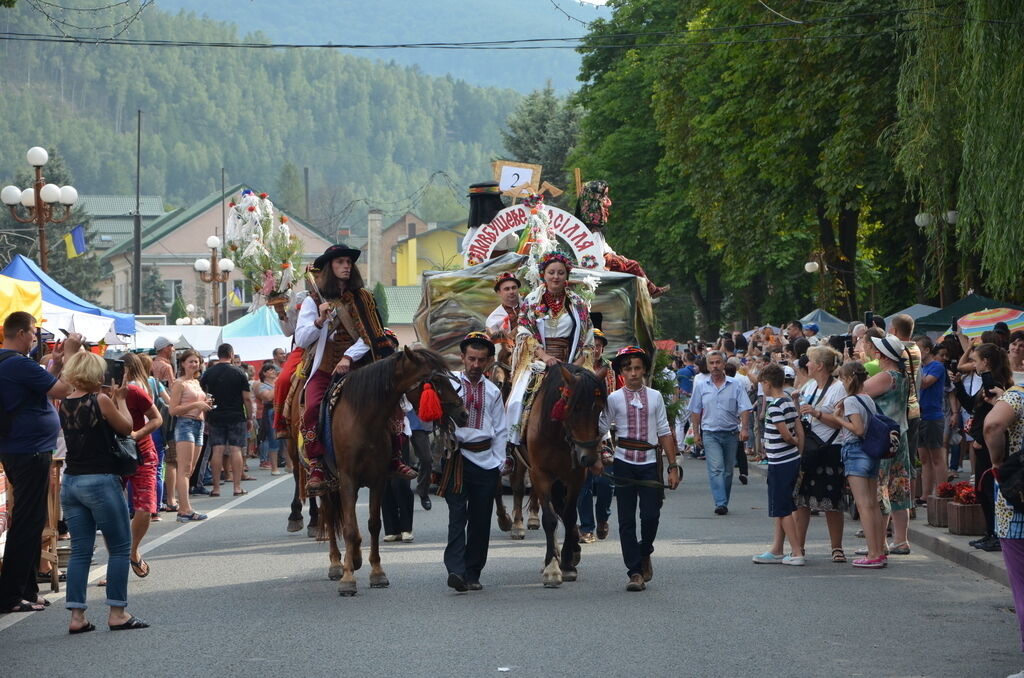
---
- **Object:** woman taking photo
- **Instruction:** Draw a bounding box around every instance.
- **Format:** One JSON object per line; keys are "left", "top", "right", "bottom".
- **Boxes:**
{"left": 122, "top": 353, "right": 162, "bottom": 577}
{"left": 506, "top": 252, "right": 595, "bottom": 446}
{"left": 168, "top": 349, "right": 211, "bottom": 523}
{"left": 863, "top": 332, "right": 913, "bottom": 556}
{"left": 59, "top": 351, "right": 149, "bottom": 633}
{"left": 794, "top": 346, "right": 847, "bottom": 562}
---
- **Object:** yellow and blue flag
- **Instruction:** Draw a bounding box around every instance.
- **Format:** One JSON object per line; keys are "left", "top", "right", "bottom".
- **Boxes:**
{"left": 228, "top": 286, "right": 245, "bottom": 308}
{"left": 63, "top": 224, "right": 87, "bottom": 259}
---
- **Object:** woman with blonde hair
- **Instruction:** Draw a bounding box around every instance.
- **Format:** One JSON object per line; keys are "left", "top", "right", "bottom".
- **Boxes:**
{"left": 794, "top": 345, "right": 847, "bottom": 562}
{"left": 168, "top": 349, "right": 211, "bottom": 523}
{"left": 59, "top": 352, "right": 149, "bottom": 632}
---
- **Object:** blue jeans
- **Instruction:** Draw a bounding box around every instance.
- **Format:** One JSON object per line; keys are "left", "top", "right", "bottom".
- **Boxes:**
{"left": 152, "top": 427, "right": 166, "bottom": 509}
{"left": 703, "top": 430, "right": 739, "bottom": 508}
{"left": 61, "top": 474, "right": 132, "bottom": 610}
{"left": 578, "top": 470, "right": 612, "bottom": 534}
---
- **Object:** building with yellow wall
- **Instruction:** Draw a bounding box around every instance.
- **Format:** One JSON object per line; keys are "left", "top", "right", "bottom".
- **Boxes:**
{"left": 393, "top": 222, "right": 467, "bottom": 287}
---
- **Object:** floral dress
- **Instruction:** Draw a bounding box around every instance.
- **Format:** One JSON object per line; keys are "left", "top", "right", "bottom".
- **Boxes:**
{"left": 873, "top": 369, "right": 913, "bottom": 512}
{"left": 995, "top": 389, "right": 1024, "bottom": 538}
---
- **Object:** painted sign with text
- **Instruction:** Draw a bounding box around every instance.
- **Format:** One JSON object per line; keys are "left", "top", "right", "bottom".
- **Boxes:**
{"left": 463, "top": 204, "right": 604, "bottom": 269}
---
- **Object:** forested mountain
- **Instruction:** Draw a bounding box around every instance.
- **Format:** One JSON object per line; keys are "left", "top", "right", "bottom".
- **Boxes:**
{"left": 155, "top": 0, "right": 609, "bottom": 92}
{"left": 0, "top": 1, "right": 524, "bottom": 230}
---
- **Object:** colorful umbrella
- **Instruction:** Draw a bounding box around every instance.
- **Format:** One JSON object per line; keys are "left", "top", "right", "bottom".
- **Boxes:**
{"left": 955, "top": 308, "right": 1024, "bottom": 338}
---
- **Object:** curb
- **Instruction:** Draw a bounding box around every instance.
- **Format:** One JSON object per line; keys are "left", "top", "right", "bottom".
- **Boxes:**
{"left": 907, "top": 520, "right": 1008, "bottom": 588}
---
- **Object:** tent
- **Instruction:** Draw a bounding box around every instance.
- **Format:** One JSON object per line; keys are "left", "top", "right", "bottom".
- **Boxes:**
{"left": 914, "top": 294, "right": 1024, "bottom": 333}
{"left": 133, "top": 324, "right": 223, "bottom": 354}
{"left": 0, "top": 275, "right": 42, "bottom": 324}
{"left": 0, "top": 254, "right": 135, "bottom": 335}
{"left": 221, "top": 306, "right": 290, "bottom": 361}
{"left": 41, "top": 301, "right": 121, "bottom": 344}
{"left": 800, "top": 308, "right": 849, "bottom": 337}
{"left": 885, "top": 304, "right": 940, "bottom": 326}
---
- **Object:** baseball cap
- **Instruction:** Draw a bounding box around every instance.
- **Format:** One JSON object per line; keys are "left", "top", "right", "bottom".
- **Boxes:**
{"left": 153, "top": 336, "right": 174, "bottom": 351}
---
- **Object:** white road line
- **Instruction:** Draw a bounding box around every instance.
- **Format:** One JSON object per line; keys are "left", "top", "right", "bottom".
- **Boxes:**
{"left": 0, "top": 473, "right": 292, "bottom": 633}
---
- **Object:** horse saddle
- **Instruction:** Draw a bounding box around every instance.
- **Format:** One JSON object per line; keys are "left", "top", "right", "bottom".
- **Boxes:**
{"left": 318, "top": 372, "right": 349, "bottom": 477}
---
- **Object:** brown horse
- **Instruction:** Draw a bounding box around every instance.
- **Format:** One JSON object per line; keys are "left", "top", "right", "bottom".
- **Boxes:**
{"left": 492, "top": 344, "right": 540, "bottom": 538}
{"left": 321, "top": 346, "right": 468, "bottom": 596}
{"left": 525, "top": 363, "right": 607, "bottom": 588}
{"left": 282, "top": 376, "right": 321, "bottom": 539}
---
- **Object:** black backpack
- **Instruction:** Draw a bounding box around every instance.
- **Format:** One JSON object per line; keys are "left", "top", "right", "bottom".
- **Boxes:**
{"left": 0, "top": 351, "right": 30, "bottom": 438}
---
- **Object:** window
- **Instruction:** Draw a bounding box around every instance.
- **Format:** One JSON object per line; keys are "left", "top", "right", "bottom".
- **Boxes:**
{"left": 165, "top": 279, "right": 183, "bottom": 305}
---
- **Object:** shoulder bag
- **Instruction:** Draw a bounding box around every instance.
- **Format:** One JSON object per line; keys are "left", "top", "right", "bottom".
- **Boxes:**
{"left": 101, "top": 398, "right": 140, "bottom": 477}
{"left": 801, "top": 378, "right": 840, "bottom": 456}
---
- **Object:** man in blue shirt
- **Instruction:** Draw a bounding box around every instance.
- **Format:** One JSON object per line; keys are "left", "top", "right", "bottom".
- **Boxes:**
{"left": 676, "top": 352, "right": 697, "bottom": 397}
{"left": 689, "top": 351, "right": 753, "bottom": 515}
{"left": 0, "top": 312, "right": 79, "bottom": 613}
{"left": 916, "top": 337, "right": 948, "bottom": 502}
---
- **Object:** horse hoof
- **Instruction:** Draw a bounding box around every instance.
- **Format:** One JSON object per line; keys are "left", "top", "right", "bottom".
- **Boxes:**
{"left": 286, "top": 519, "right": 303, "bottom": 533}
{"left": 307, "top": 525, "right": 320, "bottom": 539}
{"left": 338, "top": 581, "right": 357, "bottom": 596}
{"left": 562, "top": 570, "right": 578, "bottom": 582}
{"left": 497, "top": 515, "right": 513, "bottom": 532}
{"left": 328, "top": 565, "right": 343, "bottom": 581}
{"left": 571, "top": 551, "right": 581, "bottom": 567}
{"left": 511, "top": 528, "right": 526, "bottom": 540}
{"left": 527, "top": 519, "right": 540, "bottom": 530}
{"left": 369, "top": 575, "right": 390, "bottom": 589}
{"left": 542, "top": 579, "right": 562, "bottom": 589}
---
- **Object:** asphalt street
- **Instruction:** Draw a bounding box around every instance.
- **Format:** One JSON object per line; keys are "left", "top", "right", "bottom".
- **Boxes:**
{"left": 0, "top": 460, "right": 1018, "bottom": 678}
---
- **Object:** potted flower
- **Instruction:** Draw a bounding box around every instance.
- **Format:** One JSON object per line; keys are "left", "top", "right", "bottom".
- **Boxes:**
{"left": 927, "top": 481, "right": 956, "bottom": 527}
{"left": 948, "top": 483, "right": 986, "bottom": 536}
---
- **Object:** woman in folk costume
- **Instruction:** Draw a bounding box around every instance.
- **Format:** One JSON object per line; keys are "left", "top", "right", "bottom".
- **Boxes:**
{"left": 506, "top": 252, "right": 596, "bottom": 445}
{"left": 576, "top": 180, "right": 670, "bottom": 299}
{"left": 293, "top": 244, "right": 416, "bottom": 495}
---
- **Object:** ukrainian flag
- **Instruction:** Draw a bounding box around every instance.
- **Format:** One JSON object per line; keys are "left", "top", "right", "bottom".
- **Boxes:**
{"left": 63, "top": 224, "right": 87, "bottom": 259}
{"left": 228, "top": 286, "right": 245, "bottom": 308}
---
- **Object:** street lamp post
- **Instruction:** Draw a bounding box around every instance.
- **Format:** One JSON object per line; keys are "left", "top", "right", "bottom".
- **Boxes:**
{"left": 193, "top": 235, "right": 234, "bottom": 326}
{"left": 1, "top": 147, "right": 78, "bottom": 273}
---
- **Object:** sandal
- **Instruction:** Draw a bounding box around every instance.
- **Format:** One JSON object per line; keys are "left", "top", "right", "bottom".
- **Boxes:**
{"left": 130, "top": 558, "right": 150, "bottom": 578}
{"left": 37, "top": 570, "right": 66, "bottom": 582}
{"left": 161, "top": 504, "right": 179, "bottom": 513}
{"left": 69, "top": 621, "right": 96, "bottom": 634}
{"left": 831, "top": 548, "right": 847, "bottom": 563}
{"left": 208, "top": 492, "right": 221, "bottom": 497}
{"left": 109, "top": 615, "right": 150, "bottom": 631}
{"left": 888, "top": 541, "right": 911, "bottom": 555}
{"left": 240, "top": 475, "right": 257, "bottom": 481}
{"left": 233, "top": 489, "right": 248, "bottom": 496}
{"left": 1, "top": 600, "right": 46, "bottom": 613}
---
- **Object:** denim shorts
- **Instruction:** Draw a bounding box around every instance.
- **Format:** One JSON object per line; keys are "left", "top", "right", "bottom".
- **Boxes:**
{"left": 207, "top": 421, "right": 247, "bottom": 449}
{"left": 841, "top": 440, "right": 880, "bottom": 478}
{"left": 174, "top": 417, "right": 204, "bottom": 446}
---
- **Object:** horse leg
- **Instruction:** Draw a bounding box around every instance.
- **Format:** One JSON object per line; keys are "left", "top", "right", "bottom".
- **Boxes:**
{"left": 337, "top": 480, "right": 361, "bottom": 597}
{"left": 510, "top": 471, "right": 526, "bottom": 540}
{"left": 321, "top": 492, "right": 343, "bottom": 581}
{"left": 559, "top": 478, "right": 583, "bottom": 581}
{"left": 494, "top": 476, "right": 512, "bottom": 533}
{"left": 287, "top": 459, "right": 304, "bottom": 532}
{"left": 308, "top": 495, "right": 320, "bottom": 540}
{"left": 525, "top": 462, "right": 541, "bottom": 531}
{"left": 531, "top": 473, "right": 561, "bottom": 588}
{"left": 368, "top": 484, "right": 389, "bottom": 589}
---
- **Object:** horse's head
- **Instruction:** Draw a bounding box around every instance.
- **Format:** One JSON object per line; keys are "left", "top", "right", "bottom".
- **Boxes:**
{"left": 554, "top": 364, "right": 608, "bottom": 467}
{"left": 398, "top": 346, "right": 469, "bottom": 429}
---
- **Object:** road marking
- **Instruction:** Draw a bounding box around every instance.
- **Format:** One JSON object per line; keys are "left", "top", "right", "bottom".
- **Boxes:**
{"left": 0, "top": 473, "right": 292, "bottom": 633}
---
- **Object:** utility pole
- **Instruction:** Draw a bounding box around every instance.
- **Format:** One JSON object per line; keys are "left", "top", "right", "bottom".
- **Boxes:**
{"left": 132, "top": 109, "right": 142, "bottom": 314}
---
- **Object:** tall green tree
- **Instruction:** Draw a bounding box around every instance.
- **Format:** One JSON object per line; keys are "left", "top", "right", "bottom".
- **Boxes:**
{"left": 275, "top": 162, "right": 305, "bottom": 217}
{"left": 141, "top": 266, "right": 167, "bottom": 315}
{"left": 502, "top": 83, "right": 582, "bottom": 187}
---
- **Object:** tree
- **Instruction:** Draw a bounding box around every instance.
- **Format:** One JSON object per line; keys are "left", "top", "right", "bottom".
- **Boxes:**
{"left": 275, "top": 162, "right": 305, "bottom": 217}
{"left": 502, "top": 83, "right": 582, "bottom": 187}
{"left": 373, "top": 281, "right": 389, "bottom": 325}
{"left": 0, "top": 149, "right": 103, "bottom": 302}
{"left": 141, "top": 266, "right": 167, "bottom": 315}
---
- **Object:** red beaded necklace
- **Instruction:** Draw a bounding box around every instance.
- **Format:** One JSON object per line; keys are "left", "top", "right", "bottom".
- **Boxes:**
{"left": 542, "top": 291, "right": 565, "bottom": 317}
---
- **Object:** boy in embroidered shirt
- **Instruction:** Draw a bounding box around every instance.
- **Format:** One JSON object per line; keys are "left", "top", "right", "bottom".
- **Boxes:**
{"left": 752, "top": 363, "right": 806, "bottom": 566}
{"left": 604, "top": 346, "right": 681, "bottom": 592}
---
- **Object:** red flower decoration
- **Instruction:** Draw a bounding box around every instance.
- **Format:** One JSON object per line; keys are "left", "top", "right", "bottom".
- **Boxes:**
{"left": 280, "top": 215, "right": 289, "bottom": 224}
{"left": 229, "top": 201, "right": 236, "bottom": 207}
{"left": 936, "top": 481, "right": 956, "bottom": 498}
{"left": 248, "top": 205, "right": 256, "bottom": 212}
{"left": 259, "top": 192, "right": 268, "bottom": 199}
{"left": 955, "top": 485, "right": 978, "bottom": 504}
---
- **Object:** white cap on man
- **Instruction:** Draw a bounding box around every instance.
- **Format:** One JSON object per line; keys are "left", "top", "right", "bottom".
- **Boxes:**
{"left": 153, "top": 336, "right": 174, "bottom": 351}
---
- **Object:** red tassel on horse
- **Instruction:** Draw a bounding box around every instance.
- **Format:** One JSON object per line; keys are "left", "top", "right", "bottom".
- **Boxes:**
{"left": 418, "top": 382, "right": 443, "bottom": 422}
{"left": 550, "top": 386, "right": 570, "bottom": 422}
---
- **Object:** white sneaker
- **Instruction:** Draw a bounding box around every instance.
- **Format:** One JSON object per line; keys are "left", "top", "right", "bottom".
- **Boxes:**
{"left": 752, "top": 551, "right": 785, "bottom": 564}
{"left": 1005, "top": 670, "right": 1024, "bottom": 678}
{"left": 782, "top": 554, "right": 806, "bottom": 566}
{"left": 401, "top": 531, "right": 414, "bottom": 542}
{"left": 382, "top": 534, "right": 401, "bottom": 542}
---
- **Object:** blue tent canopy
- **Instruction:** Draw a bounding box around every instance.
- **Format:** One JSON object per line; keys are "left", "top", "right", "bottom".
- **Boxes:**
{"left": 0, "top": 254, "right": 135, "bottom": 334}
{"left": 222, "top": 305, "right": 284, "bottom": 338}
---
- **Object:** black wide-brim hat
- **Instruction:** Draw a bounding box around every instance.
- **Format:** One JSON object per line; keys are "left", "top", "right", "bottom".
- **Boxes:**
{"left": 460, "top": 331, "right": 496, "bottom": 356}
{"left": 467, "top": 181, "right": 501, "bottom": 197}
{"left": 313, "top": 244, "right": 361, "bottom": 271}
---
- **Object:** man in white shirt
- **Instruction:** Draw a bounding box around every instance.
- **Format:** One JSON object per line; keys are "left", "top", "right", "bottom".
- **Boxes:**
{"left": 485, "top": 271, "right": 522, "bottom": 339}
{"left": 606, "top": 346, "right": 681, "bottom": 592}
{"left": 442, "top": 332, "right": 508, "bottom": 592}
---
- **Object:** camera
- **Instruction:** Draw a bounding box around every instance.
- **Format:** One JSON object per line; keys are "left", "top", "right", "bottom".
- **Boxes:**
{"left": 104, "top": 358, "right": 125, "bottom": 386}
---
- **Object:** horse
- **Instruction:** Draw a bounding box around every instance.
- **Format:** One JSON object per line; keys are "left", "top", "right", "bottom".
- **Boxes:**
{"left": 321, "top": 346, "right": 469, "bottom": 596}
{"left": 525, "top": 363, "right": 608, "bottom": 588}
{"left": 281, "top": 367, "right": 323, "bottom": 536}
{"left": 492, "top": 343, "right": 540, "bottom": 538}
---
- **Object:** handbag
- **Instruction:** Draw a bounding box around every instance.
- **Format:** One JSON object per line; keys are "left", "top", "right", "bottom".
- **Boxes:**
{"left": 104, "top": 416, "right": 140, "bottom": 477}
{"left": 852, "top": 395, "right": 899, "bottom": 460}
{"left": 801, "top": 378, "right": 840, "bottom": 456}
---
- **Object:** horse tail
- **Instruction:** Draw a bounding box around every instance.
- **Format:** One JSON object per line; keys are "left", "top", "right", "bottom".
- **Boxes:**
{"left": 319, "top": 488, "right": 343, "bottom": 542}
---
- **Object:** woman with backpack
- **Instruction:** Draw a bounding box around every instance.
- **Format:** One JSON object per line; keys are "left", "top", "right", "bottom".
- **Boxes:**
{"left": 835, "top": 361, "right": 887, "bottom": 568}
{"left": 863, "top": 331, "right": 913, "bottom": 556}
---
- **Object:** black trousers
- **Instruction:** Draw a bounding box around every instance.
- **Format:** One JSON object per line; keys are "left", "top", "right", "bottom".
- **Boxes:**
{"left": 614, "top": 459, "right": 662, "bottom": 577}
{"left": 382, "top": 440, "right": 414, "bottom": 535}
{"left": 444, "top": 457, "right": 499, "bottom": 582}
{"left": 410, "top": 430, "right": 432, "bottom": 499}
{"left": 0, "top": 452, "right": 51, "bottom": 608}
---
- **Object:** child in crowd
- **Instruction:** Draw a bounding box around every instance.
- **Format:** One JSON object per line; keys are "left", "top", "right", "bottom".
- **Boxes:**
{"left": 834, "top": 361, "right": 887, "bottom": 568}
{"left": 752, "top": 364, "right": 805, "bottom": 566}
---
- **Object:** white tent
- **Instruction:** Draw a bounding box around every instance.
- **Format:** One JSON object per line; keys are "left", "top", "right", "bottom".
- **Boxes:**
{"left": 132, "top": 324, "right": 223, "bottom": 354}
{"left": 41, "top": 301, "right": 123, "bottom": 344}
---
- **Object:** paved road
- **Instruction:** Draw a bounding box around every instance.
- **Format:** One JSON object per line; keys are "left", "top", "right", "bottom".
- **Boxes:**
{"left": 1, "top": 461, "right": 1019, "bottom": 678}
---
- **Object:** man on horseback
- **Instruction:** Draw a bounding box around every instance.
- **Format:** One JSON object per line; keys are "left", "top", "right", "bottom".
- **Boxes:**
{"left": 486, "top": 271, "right": 522, "bottom": 338}
{"left": 441, "top": 332, "right": 508, "bottom": 592}
{"left": 293, "top": 244, "right": 415, "bottom": 496}
{"left": 607, "top": 346, "right": 682, "bottom": 592}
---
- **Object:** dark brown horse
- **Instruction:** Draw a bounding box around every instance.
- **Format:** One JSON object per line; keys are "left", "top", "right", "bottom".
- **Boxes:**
{"left": 525, "top": 363, "right": 607, "bottom": 587}
{"left": 321, "top": 347, "right": 468, "bottom": 596}
{"left": 492, "top": 343, "right": 539, "bottom": 538}
{"left": 282, "top": 375, "right": 322, "bottom": 539}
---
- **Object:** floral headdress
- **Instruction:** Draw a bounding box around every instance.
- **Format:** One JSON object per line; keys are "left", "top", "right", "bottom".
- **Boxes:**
{"left": 537, "top": 251, "right": 573, "bottom": 275}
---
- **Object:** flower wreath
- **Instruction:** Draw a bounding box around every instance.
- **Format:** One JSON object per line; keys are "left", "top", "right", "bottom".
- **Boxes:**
{"left": 537, "top": 251, "right": 574, "bottom": 275}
